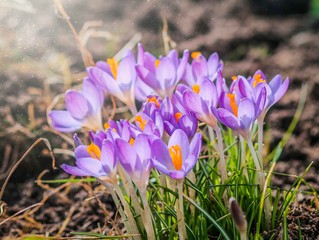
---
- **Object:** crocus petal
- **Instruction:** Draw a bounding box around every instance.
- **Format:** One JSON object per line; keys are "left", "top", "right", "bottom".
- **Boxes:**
{"left": 152, "top": 159, "right": 186, "bottom": 179}
{"left": 152, "top": 138, "right": 174, "bottom": 170}
{"left": 49, "top": 110, "right": 82, "bottom": 132}
{"left": 214, "top": 108, "right": 240, "bottom": 130}
{"left": 238, "top": 99, "right": 255, "bottom": 129}
{"left": 192, "top": 55, "right": 208, "bottom": 80}
{"left": 176, "top": 50, "right": 189, "bottom": 81}
{"left": 88, "top": 67, "right": 126, "bottom": 102}
{"left": 136, "top": 65, "right": 160, "bottom": 90}
{"left": 183, "top": 90, "right": 209, "bottom": 116}
{"left": 156, "top": 57, "right": 177, "bottom": 92}
{"left": 61, "top": 164, "right": 90, "bottom": 176}
{"left": 101, "top": 140, "right": 116, "bottom": 174}
{"left": 117, "top": 51, "right": 136, "bottom": 86}
{"left": 168, "top": 129, "right": 190, "bottom": 160}
{"left": 268, "top": 75, "right": 282, "bottom": 93}
{"left": 207, "top": 53, "right": 219, "bottom": 76}
{"left": 82, "top": 77, "right": 104, "bottom": 112}
{"left": 273, "top": 78, "right": 289, "bottom": 104}
{"left": 115, "top": 139, "right": 138, "bottom": 175}
{"left": 76, "top": 157, "right": 103, "bottom": 177}
{"left": 65, "top": 90, "right": 90, "bottom": 120}
{"left": 134, "top": 134, "right": 151, "bottom": 162}
{"left": 74, "top": 145, "right": 91, "bottom": 159}
{"left": 200, "top": 79, "right": 218, "bottom": 108}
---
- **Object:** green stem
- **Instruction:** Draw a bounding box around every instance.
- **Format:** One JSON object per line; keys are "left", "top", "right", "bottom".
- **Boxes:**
{"left": 176, "top": 179, "right": 187, "bottom": 240}
{"left": 239, "top": 136, "right": 248, "bottom": 178}
{"left": 99, "top": 180, "right": 140, "bottom": 239}
{"left": 140, "top": 189, "right": 156, "bottom": 240}
{"left": 214, "top": 126, "right": 228, "bottom": 184}
{"left": 257, "top": 117, "right": 265, "bottom": 165}
{"left": 246, "top": 138, "right": 264, "bottom": 187}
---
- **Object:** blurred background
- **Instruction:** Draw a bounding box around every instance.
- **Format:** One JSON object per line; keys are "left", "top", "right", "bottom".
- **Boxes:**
{"left": 0, "top": 0, "right": 318, "bottom": 237}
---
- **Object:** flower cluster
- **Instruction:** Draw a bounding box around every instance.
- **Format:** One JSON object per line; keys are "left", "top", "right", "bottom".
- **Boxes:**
{"left": 49, "top": 43, "right": 289, "bottom": 192}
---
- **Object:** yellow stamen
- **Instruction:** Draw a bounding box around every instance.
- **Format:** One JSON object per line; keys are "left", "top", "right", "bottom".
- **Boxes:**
{"left": 87, "top": 143, "right": 101, "bottom": 160}
{"left": 129, "top": 138, "right": 135, "bottom": 145}
{"left": 147, "top": 96, "right": 160, "bottom": 108}
{"left": 192, "top": 84, "right": 200, "bottom": 94}
{"left": 191, "top": 51, "right": 201, "bottom": 59}
{"left": 107, "top": 58, "right": 118, "bottom": 79}
{"left": 169, "top": 145, "right": 182, "bottom": 171}
{"left": 227, "top": 93, "right": 238, "bottom": 117}
{"left": 253, "top": 73, "right": 266, "bottom": 88}
{"left": 174, "top": 112, "right": 183, "bottom": 123}
{"left": 155, "top": 59, "right": 161, "bottom": 68}
{"left": 232, "top": 76, "right": 237, "bottom": 81}
{"left": 135, "top": 115, "right": 147, "bottom": 131}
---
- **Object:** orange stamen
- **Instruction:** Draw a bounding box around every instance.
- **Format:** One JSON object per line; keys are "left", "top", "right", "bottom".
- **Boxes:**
{"left": 227, "top": 93, "right": 238, "bottom": 117}
{"left": 104, "top": 122, "right": 110, "bottom": 130}
{"left": 129, "top": 138, "right": 135, "bottom": 145}
{"left": 87, "top": 143, "right": 101, "bottom": 160}
{"left": 155, "top": 59, "right": 161, "bottom": 68}
{"left": 147, "top": 96, "right": 160, "bottom": 108}
{"left": 169, "top": 145, "right": 182, "bottom": 170}
{"left": 231, "top": 76, "right": 237, "bottom": 81}
{"left": 253, "top": 73, "right": 266, "bottom": 88}
{"left": 174, "top": 112, "right": 183, "bottom": 123}
{"left": 136, "top": 115, "right": 147, "bottom": 131}
{"left": 107, "top": 58, "right": 118, "bottom": 79}
{"left": 191, "top": 51, "right": 201, "bottom": 59}
{"left": 192, "top": 84, "right": 200, "bottom": 94}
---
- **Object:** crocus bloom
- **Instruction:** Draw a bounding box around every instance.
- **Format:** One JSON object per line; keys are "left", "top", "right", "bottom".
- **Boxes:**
{"left": 213, "top": 95, "right": 264, "bottom": 140}
{"left": 115, "top": 134, "right": 153, "bottom": 192}
{"left": 182, "top": 78, "right": 220, "bottom": 129}
{"left": 49, "top": 77, "right": 104, "bottom": 132}
{"left": 136, "top": 43, "right": 189, "bottom": 99}
{"left": 88, "top": 50, "right": 138, "bottom": 115}
{"left": 161, "top": 94, "right": 198, "bottom": 138}
{"left": 61, "top": 138, "right": 117, "bottom": 182}
{"left": 151, "top": 129, "right": 202, "bottom": 179}
{"left": 182, "top": 51, "right": 223, "bottom": 86}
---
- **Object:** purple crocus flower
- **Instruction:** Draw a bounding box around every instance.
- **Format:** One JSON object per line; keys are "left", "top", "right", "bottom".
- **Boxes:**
{"left": 161, "top": 94, "right": 198, "bottom": 138}
{"left": 136, "top": 43, "right": 189, "bottom": 99}
{"left": 88, "top": 50, "right": 138, "bottom": 115}
{"left": 49, "top": 77, "right": 104, "bottom": 132}
{"left": 182, "top": 78, "right": 220, "bottom": 129}
{"left": 182, "top": 51, "right": 223, "bottom": 86}
{"left": 61, "top": 138, "right": 118, "bottom": 182}
{"left": 213, "top": 94, "right": 264, "bottom": 140}
{"left": 151, "top": 129, "right": 202, "bottom": 179}
{"left": 115, "top": 134, "right": 153, "bottom": 192}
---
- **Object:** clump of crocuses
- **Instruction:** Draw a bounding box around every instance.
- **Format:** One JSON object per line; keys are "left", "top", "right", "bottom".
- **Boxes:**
{"left": 49, "top": 43, "right": 289, "bottom": 240}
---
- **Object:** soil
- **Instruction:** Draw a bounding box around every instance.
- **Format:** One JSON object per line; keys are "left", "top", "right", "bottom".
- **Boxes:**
{"left": 0, "top": 0, "right": 319, "bottom": 239}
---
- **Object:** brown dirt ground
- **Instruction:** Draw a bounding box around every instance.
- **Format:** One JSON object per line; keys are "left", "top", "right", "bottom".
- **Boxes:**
{"left": 0, "top": 0, "right": 318, "bottom": 238}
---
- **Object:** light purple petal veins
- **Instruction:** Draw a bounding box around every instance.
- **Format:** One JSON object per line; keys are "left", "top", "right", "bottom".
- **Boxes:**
{"left": 65, "top": 90, "right": 90, "bottom": 120}
{"left": 61, "top": 164, "right": 90, "bottom": 177}
{"left": 76, "top": 157, "right": 104, "bottom": 177}
{"left": 238, "top": 98, "right": 255, "bottom": 130}
{"left": 49, "top": 110, "right": 82, "bottom": 132}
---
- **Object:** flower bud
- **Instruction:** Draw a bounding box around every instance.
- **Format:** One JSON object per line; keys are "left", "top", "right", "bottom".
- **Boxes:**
{"left": 229, "top": 197, "right": 247, "bottom": 234}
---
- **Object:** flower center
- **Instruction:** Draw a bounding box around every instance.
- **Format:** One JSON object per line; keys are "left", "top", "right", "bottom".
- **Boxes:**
{"left": 147, "top": 96, "right": 160, "bottom": 108}
{"left": 232, "top": 76, "right": 237, "bottom": 81}
{"left": 87, "top": 143, "right": 101, "bottom": 160}
{"left": 107, "top": 58, "right": 118, "bottom": 79}
{"left": 174, "top": 112, "right": 183, "bottom": 123}
{"left": 129, "top": 138, "right": 135, "bottom": 145}
{"left": 191, "top": 51, "right": 201, "bottom": 60}
{"left": 169, "top": 145, "right": 182, "bottom": 170}
{"left": 135, "top": 115, "right": 147, "bottom": 131}
{"left": 253, "top": 73, "right": 266, "bottom": 88}
{"left": 227, "top": 93, "right": 238, "bottom": 117}
{"left": 192, "top": 84, "right": 200, "bottom": 94}
{"left": 155, "top": 59, "right": 161, "bottom": 68}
